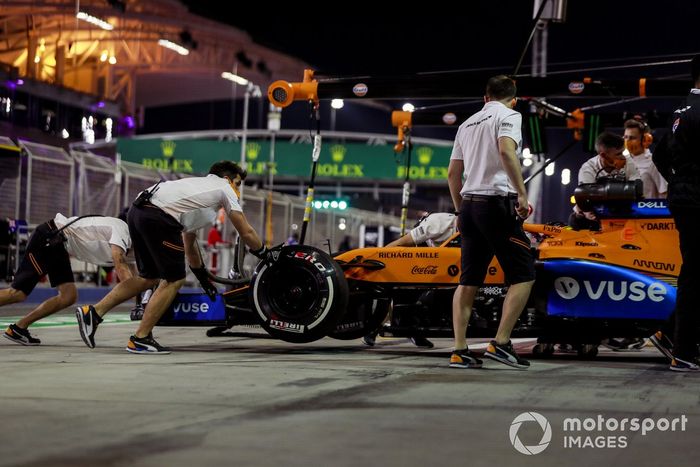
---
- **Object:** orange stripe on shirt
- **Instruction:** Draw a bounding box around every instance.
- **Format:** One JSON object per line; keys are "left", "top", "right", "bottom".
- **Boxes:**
{"left": 162, "top": 241, "right": 185, "bottom": 252}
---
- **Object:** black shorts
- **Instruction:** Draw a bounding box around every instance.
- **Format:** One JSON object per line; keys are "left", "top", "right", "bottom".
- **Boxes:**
{"left": 459, "top": 195, "right": 535, "bottom": 286}
{"left": 11, "top": 220, "right": 73, "bottom": 295}
{"left": 128, "top": 204, "right": 186, "bottom": 282}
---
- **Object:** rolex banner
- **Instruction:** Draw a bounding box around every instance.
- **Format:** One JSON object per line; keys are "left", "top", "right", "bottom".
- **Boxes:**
{"left": 116, "top": 138, "right": 452, "bottom": 182}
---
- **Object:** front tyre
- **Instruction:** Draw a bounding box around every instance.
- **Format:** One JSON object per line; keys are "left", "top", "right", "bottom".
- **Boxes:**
{"left": 250, "top": 245, "right": 349, "bottom": 343}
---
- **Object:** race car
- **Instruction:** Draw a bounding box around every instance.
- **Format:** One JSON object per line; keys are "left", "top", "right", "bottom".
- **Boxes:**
{"left": 158, "top": 181, "right": 681, "bottom": 357}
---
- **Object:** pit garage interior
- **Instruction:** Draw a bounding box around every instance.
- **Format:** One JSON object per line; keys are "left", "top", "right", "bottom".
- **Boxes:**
{"left": 1, "top": 1, "right": 700, "bottom": 466}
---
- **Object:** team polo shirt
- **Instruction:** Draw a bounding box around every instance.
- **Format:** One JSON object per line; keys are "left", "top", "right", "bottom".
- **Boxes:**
{"left": 54, "top": 214, "right": 131, "bottom": 265}
{"left": 410, "top": 213, "right": 456, "bottom": 246}
{"left": 630, "top": 149, "right": 668, "bottom": 198}
{"left": 147, "top": 174, "right": 242, "bottom": 232}
{"left": 577, "top": 154, "right": 641, "bottom": 185}
{"left": 450, "top": 101, "right": 522, "bottom": 197}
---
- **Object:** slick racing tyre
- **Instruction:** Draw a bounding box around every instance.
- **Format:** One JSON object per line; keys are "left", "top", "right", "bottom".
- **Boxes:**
{"left": 329, "top": 295, "right": 391, "bottom": 340}
{"left": 250, "top": 245, "right": 349, "bottom": 343}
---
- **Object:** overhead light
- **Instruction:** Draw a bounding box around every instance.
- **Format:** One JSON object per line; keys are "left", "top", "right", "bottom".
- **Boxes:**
{"left": 158, "top": 39, "right": 189, "bottom": 56}
{"left": 545, "top": 162, "right": 555, "bottom": 176}
{"left": 108, "top": 55, "right": 117, "bottom": 65}
{"left": 561, "top": 168, "right": 571, "bottom": 185}
{"left": 331, "top": 99, "right": 344, "bottom": 109}
{"left": 100, "top": 50, "right": 108, "bottom": 62}
{"left": 76, "top": 11, "right": 114, "bottom": 31}
{"left": 221, "top": 72, "right": 249, "bottom": 85}
{"left": 402, "top": 103, "right": 415, "bottom": 112}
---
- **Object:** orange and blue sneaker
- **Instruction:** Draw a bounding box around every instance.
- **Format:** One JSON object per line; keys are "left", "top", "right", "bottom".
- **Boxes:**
{"left": 649, "top": 331, "right": 674, "bottom": 362}
{"left": 76, "top": 305, "right": 103, "bottom": 349}
{"left": 449, "top": 348, "right": 483, "bottom": 369}
{"left": 669, "top": 356, "right": 700, "bottom": 372}
{"left": 126, "top": 333, "right": 171, "bottom": 355}
{"left": 484, "top": 340, "right": 530, "bottom": 369}
{"left": 3, "top": 324, "right": 40, "bottom": 346}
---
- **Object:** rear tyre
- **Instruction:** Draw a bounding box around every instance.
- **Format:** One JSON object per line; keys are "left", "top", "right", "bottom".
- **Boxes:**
{"left": 329, "top": 295, "right": 391, "bottom": 340}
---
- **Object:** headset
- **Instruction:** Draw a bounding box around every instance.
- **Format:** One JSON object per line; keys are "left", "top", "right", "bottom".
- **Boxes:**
{"left": 627, "top": 116, "right": 653, "bottom": 149}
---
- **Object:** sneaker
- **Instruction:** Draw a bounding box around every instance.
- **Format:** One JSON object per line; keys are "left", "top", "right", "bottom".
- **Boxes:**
{"left": 126, "top": 334, "right": 171, "bottom": 354}
{"left": 557, "top": 343, "right": 576, "bottom": 354}
{"left": 650, "top": 331, "right": 674, "bottom": 361}
{"left": 670, "top": 356, "right": 700, "bottom": 372}
{"left": 362, "top": 331, "right": 378, "bottom": 347}
{"left": 602, "top": 337, "right": 644, "bottom": 351}
{"left": 76, "top": 305, "right": 103, "bottom": 349}
{"left": 449, "top": 348, "right": 483, "bottom": 369}
{"left": 484, "top": 340, "right": 530, "bottom": 369}
{"left": 410, "top": 336, "right": 434, "bottom": 348}
{"left": 3, "top": 324, "right": 40, "bottom": 346}
{"left": 130, "top": 304, "right": 145, "bottom": 321}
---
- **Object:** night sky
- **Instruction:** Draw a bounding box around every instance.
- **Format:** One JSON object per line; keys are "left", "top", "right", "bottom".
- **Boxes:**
{"left": 183, "top": 0, "right": 699, "bottom": 78}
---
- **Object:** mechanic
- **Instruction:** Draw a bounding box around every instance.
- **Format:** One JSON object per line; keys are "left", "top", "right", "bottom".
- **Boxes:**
{"left": 362, "top": 212, "right": 458, "bottom": 349}
{"left": 624, "top": 118, "right": 667, "bottom": 199}
{"left": 569, "top": 132, "right": 641, "bottom": 231}
{"left": 75, "top": 161, "right": 271, "bottom": 354}
{"left": 1, "top": 214, "right": 132, "bottom": 345}
{"left": 651, "top": 55, "right": 700, "bottom": 371}
{"left": 447, "top": 75, "right": 535, "bottom": 369}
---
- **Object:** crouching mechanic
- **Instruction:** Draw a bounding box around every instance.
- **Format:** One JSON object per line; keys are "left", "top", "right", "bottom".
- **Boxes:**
{"left": 362, "top": 212, "right": 459, "bottom": 348}
{"left": 76, "top": 161, "right": 270, "bottom": 354}
{"left": 1, "top": 214, "right": 131, "bottom": 345}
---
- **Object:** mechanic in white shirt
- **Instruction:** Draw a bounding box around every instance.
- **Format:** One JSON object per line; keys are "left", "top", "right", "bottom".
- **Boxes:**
{"left": 623, "top": 119, "right": 667, "bottom": 198}
{"left": 363, "top": 212, "right": 459, "bottom": 349}
{"left": 447, "top": 75, "right": 535, "bottom": 370}
{"left": 570, "top": 132, "right": 641, "bottom": 230}
{"left": 75, "top": 161, "right": 268, "bottom": 354}
{"left": 387, "top": 212, "right": 457, "bottom": 247}
{"left": 1, "top": 214, "right": 132, "bottom": 346}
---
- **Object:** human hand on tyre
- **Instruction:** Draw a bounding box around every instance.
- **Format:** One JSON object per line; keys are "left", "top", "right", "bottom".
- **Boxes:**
{"left": 189, "top": 265, "right": 218, "bottom": 300}
{"left": 250, "top": 244, "right": 277, "bottom": 264}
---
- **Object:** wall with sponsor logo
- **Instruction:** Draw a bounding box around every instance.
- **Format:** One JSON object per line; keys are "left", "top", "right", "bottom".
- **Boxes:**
{"left": 116, "top": 138, "right": 451, "bottom": 182}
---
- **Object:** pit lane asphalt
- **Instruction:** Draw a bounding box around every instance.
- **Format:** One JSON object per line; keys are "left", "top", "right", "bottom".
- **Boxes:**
{"left": 1, "top": 306, "right": 698, "bottom": 467}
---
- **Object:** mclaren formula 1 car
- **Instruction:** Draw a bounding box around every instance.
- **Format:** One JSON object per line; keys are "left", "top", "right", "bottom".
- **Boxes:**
{"left": 158, "top": 181, "right": 680, "bottom": 357}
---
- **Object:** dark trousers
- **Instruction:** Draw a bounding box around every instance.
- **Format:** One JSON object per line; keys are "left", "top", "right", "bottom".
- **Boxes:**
{"left": 670, "top": 204, "right": 700, "bottom": 359}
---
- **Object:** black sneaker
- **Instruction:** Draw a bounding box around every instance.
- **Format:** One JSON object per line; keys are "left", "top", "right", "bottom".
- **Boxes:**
{"left": 602, "top": 337, "right": 644, "bottom": 351}
{"left": 3, "top": 324, "right": 40, "bottom": 346}
{"left": 484, "top": 340, "right": 530, "bottom": 369}
{"left": 362, "top": 332, "right": 377, "bottom": 347}
{"left": 449, "top": 348, "right": 483, "bottom": 369}
{"left": 76, "top": 305, "right": 103, "bottom": 349}
{"left": 650, "top": 331, "right": 674, "bottom": 361}
{"left": 410, "top": 336, "right": 435, "bottom": 348}
{"left": 130, "top": 304, "right": 145, "bottom": 321}
{"left": 126, "top": 333, "right": 171, "bottom": 354}
{"left": 670, "top": 356, "right": 700, "bottom": 372}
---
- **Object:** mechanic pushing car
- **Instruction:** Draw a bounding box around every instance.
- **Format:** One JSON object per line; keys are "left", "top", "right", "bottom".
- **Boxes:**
{"left": 75, "top": 161, "right": 272, "bottom": 354}
{"left": 447, "top": 75, "right": 535, "bottom": 370}
{"left": 1, "top": 214, "right": 132, "bottom": 345}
